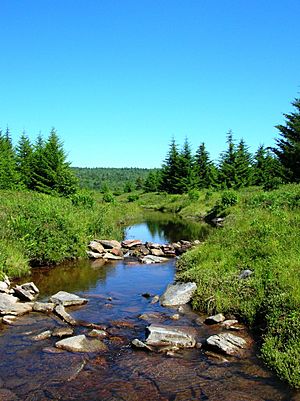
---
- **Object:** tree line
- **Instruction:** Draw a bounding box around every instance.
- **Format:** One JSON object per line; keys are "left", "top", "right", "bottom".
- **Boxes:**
{"left": 144, "top": 97, "right": 300, "bottom": 193}
{"left": 0, "top": 128, "right": 77, "bottom": 196}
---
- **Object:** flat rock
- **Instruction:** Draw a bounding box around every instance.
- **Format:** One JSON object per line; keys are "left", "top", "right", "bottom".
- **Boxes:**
{"left": 33, "top": 302, "right": 55, "bottom": 313}
{"left": 139, "top": 312, "right": 164, "bottom": 321}
{"left": 221, "top": 319, "right": 239, "bottom": 329}
{"left": 32, "top": 330, "right": 52, "bottom": 341}
{"left": 87, "top": 250, "right": 104, "bottom": 259}
{"left": 141, "top": 255, "right": 169, "bottom": 264}
{"left": 55, "top": 334, "right": 107, "bottom": 352}
{"left": 52, "top": 326, "right": 74, "bottom": 338}
{"left": 150, "top": 248, "right": 165, "bottom": 257}
{"left": 0, "top": 300, "right": 33, "bottom": 316}
{"left": 205, "top": 313, "right": 226, "bottom": 324}
{"left": 88, "top": 240, "right": 105, "bottom": 254}
{"left": 206, "top": 332, "right": 247, "bottom": 355}
{"left": 132, "top": 338, "right": 153, "bottom": 351}
{"left": 0, "top": 293, "right": 19, "bottom": 308}
{"left": 145, "top": 242, "right": 162, "bottom": 249}
{"left": 50, "top": 291, "right": 88, "bottom": 306}
{"left": 145, "top": 324, "right": 197, "bottom": 348}
{"left": 122, "top": 239, "right": 143, "bottom": 248}
{"left": 98, "top": 239, "right": 121, "bottom": 249}
{"left": 103, "top": 252, "right": 123, "bottom": 260}
{"left": 13, "top": 285, "right": 36, "bottom": 301}
{"left": 160, "top": 282, "right": 197, "bottom": 306}
{"left": 20, "top": 282, "right": 39, "bottom": 294}
{"left": 54, "top": 304, "right": 77, "bottom": 325}
{"left": 2, "top": 315, "right": 18, "bottom": 325}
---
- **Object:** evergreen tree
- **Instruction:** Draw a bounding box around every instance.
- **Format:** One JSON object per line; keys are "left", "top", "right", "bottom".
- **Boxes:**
{"left": 272, "top": 97, "right": 300, "bottom": 182}
{"left": 144, "top": 170, "right": 161, "bottom": 192}
{"left": 253, "top": 145, "right": 282, "bottom": 186}
{"left": 0, "top": 128, "right": 20, "bottom": 189}
{"left": 194, "top": 142, "right": 217, "bottom": 189}
{"left": 176, "top": 138, "right": 196, "bottom": 193}
{"left": 16, "top": 132, "right": 34, "bottom": 189}
{"left": 135, "top": 176, "right": 144, "bottom": 190}
{"left": 218, "top": 131, "right": 239, "bottom": 188}
{"left": 235, "top": 139, "right": 253, "bottom": 187}
{"left": 159, "top": 138, "right": 181, "bottom": 193}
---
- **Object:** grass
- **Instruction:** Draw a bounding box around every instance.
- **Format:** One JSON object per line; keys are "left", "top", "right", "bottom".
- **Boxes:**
{"left": 0, "top": 190, "right": 141, "bottom": 277}
{"left": 176, "top": 184, "right": 300, "bottom": 388}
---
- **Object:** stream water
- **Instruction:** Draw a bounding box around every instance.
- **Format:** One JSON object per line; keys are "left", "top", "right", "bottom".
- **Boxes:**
{"left": 0, "top": 213, "right": 298, "bottom": 401}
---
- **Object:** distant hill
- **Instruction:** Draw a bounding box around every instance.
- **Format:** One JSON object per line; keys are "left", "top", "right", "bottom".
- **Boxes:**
{"left": 72, "top": 167, "right": 157, "bottom": 192}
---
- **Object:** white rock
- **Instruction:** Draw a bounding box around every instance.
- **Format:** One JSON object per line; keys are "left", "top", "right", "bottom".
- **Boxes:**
{"left": 206, "top": 333, "right": 247, "bottom": 355}
{"left": 50, "top": 291, "right": 88, "bottom": 306}
{"left": 145, "top": 324, "right": 197, "bottom": 348}
{"left": 160, "top": 282, "right": 197, "bottom": 306}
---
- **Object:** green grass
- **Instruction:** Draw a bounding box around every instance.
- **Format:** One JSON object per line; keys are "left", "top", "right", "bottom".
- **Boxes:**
{"left": 176, "top": 184, "right": 300, "bottom": 388}
{"left": 0, "top": 190, "right": 141, "bottom": 277}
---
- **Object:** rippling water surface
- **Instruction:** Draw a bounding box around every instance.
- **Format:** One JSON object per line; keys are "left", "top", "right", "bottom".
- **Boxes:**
{"left": 0, "top": 214, "right": 298, "bottom": 401}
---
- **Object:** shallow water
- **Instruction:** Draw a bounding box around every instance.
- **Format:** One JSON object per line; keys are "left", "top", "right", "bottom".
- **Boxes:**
{"left": 0, "top": 215, "right": 298, "bottom": 401}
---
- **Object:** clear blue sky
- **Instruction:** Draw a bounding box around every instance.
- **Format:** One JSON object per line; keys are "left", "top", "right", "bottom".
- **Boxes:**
{"left": 1, "top": 0, "right": 299, "bottom": 168}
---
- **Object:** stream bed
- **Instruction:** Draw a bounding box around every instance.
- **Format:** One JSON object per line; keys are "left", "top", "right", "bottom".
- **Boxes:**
{"left": 0, "top": 214, "right": 298, "bottom": 401}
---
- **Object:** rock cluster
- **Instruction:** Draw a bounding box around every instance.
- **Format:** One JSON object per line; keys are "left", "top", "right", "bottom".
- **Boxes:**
{"left": 87, "top": 239, "right": 199, "bottom": 263}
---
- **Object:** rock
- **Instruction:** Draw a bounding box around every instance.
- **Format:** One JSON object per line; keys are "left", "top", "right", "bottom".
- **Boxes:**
{"left": 87, "top": 251, "right": 104, "bottom": 259}
{"left": 20, "top": 282, "right": 39, "bottom": 294}
{"left": 52, "top": 327, "right": 74, "bottom": 338}
{"left": 139, "top": 245, "right": 150, "bottom": 256}
{"left": 55, "top": 334, "right": 107, "bottom": 352}
{"left": 206, "top": 333, "right": 247, "bottom": 355}
{"left": 160, "top": 282, "right": 197, "bottom": 306}
{"left": 180, "top": 240, "right": 192, "bottom": 247}
{"left": 193, "top": 240, "right": 201, "bottom": 245}
{"left": 98, "top": 240, "right": 121, "bottom": 249}
{"left": 221, "top": 319, "right": 239, "bottom": 329}
{"left": 205, "top": 313, "right": 226, "bottom": 324}
{"left": 150, "top": 248, "right": 165, "bottom": 257}
{"left": 110, "top": 248, "right": 124, "bottom": 257}
{"left": 3, "top": 275, "right": 10, "bottom": 287}
{"left": 145, "top": 324, "right": 197, "bottom": 348}
{"left": 88, "top": 329, "right": 108, "bottom": 338}
{"left": 132, "top": 338, "right": 153, "bottom": 351}
{"left": 2, "top": 315, "right": 18, "bottom": 325}
{"left": 121, "top": 239, "right": 143, "bottom": 248}
{"left": 145, "top": 242, "right": 161, "bottom": 249}
{"left": 239, "top": 269, "right": 253, "bottom": 279}
{"left": 32, "top": 330, "right": 52, "bottom": 341}
{"left": 0, "top": 281, "right": 9, "bottom": 293}
{"left": 54, "top": 305, "right": 77, "bottom": 325}
{"left": 33, "top": 302, "right": 55, "bottom": 313}
{"left": 151, "top": 295, "right": 160, "bottom": 304}
{"left": 103, "top": 252, "right": 123, "bottom": 260}
{"left": 0, "top": 294, "right": 33, "bottom": 316}
{"left": 139, "top": 312, "right": 163, "bottom": 321}
{"left": 170, "top": 313, "right": 180, "bottom": 320}
{"left": 88, "top": 240, "right": 105, "bottom": 254}
{"left": 12, "top": 285, "right": 36, "bottom": 302}
{"left": 141, "top": 255, "right": 169, "bottom": 264}
{"left": 50, "top": 291, "right": 88, "bottom": 306}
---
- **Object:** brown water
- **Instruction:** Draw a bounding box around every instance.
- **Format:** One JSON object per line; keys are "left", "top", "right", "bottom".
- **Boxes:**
{"left": 0, "top": 214, "right": 298, "bottom": 401}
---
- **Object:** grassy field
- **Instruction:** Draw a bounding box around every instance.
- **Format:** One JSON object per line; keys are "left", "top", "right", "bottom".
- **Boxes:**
{"left": 0, "top": 190, "right": 141, "bottom": 278}
{"left": 173, "top": 184, "right": 300, "bottom": 388}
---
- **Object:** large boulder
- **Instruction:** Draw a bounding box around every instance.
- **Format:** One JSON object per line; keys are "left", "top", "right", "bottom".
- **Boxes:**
{"left": 160, "top": 282, "right": 197, "bottom": 306}
{"left": 206, "top": 333, "right": 246, "bottom": 355}
{"left": 50, "top": 291, "right": 88, "bottom": 306}
{"left": 88, "top": 240, "right": 105, "bottom": 254}
{"left": 145, "top": 324, "right": 197, "bottom": 348}
{"left": 55, "top": 334, "right": 107, "bottom": 352}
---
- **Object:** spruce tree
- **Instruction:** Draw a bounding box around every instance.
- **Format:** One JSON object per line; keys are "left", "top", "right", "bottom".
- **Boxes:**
{"left": 194, "top": 142, "right": 217, "bottom": 189}
{"left": 235, "top": 139, "right": 253, "bottom": 187}
{"left": 218, "top": 131, "right": 239, "bottom": 188}
{"left": 253, "top": 145, "right": 282, "bottom": 186}
{"left": 16, "top": 132, "right": 34, "bottom": 189}
{"left": 159, "top": 138, "right": 181, "bottom": 193}
{"left": 144, "top": 171, "right": 160, "bottom": 192}
{"left": 176, "top": 138, "right": 196, "bottom": 193}
{"left": 273, "top": 97, "right": 300, "bottom": 182}
{"left": 0, "top": 128, "right": 20, "bottom": 189}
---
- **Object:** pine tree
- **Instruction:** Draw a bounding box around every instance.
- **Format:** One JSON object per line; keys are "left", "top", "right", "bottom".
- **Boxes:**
{"left": 16, "top": 132, "right": 34, "bottom": 189}
{"left": 159, "top": 138, "right": 181, "bottom": 193}
{"left": 235, "top": 139, "right": 253, "bottom": 187}
{"left": 272, "top": 97, "right": 300, "bottom": 182}
{"left": 0, "top": 128, "right": 20, "bottom": 189}
{"left": 143, "top": 171, "right": 160, "bottom": 192}
{"left": 176, "top": 138, "right": 196, "bottom": 193}
{"left": 218, "top": 131, "right": 239, "bottom": 188}
{"left": 253, "top": 145, "right": 282, "bottom": 186}
{"left": 194, "top": 142, "right": 217, "bottom": 189}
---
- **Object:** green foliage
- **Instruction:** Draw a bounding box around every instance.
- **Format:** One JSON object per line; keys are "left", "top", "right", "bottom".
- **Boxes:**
{"left": 0, "top": 128, "right": 21, "bottom": 189}
{"left": 220, "top": 190, "right": 238, "bottom": 207}
{"left": 127, "top": 194, "right": 139, "bottom": 202}
{"left": 188, "top": 189, "right": 200, "bottom": 201}
{"left": 177, "top": 184, "right": 300, "bottom": 387}
{"left": 273, "top": 97, "right": 300, "bottom": 182}
{"left": 102, "top": 191, "right": 115, "bottom": 203}
{"left": 194, "top": 142, "right": 217, "bottom": 189}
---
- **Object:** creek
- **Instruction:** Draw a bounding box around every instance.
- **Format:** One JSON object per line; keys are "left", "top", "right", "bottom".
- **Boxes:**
{"left": 0, "top": 212, "right": 298, "bottom": 401}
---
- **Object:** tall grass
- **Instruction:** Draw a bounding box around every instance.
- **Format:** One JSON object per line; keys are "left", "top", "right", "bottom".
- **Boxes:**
{"left": 0, "top": 190, "right": 140, "bottom": 277}
{"left": 176, "top": 184, "right": 300, "bottom": 388}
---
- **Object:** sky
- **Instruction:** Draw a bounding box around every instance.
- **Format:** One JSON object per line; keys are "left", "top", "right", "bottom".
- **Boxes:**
{"left": 0, "top": 0, "right": 299, "bottom": 168}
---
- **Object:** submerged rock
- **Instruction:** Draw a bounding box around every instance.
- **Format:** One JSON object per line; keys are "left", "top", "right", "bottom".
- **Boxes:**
{"left": 88, "top": 329, "right": 108, "bottom": 338}
{"left": 145, "top": 324, "right": 197, "bottom": 348}
{"left": 54, "top": 305, "right": 77, "bottom": 326}
{"left": 160, "top": 282, "right": 197, "bottom": 306}
{"left": 52, "top": 327, "right": 74, "bottom": 338}
{"left": 132, "top": 338, "right": 154, "bottom": 351}
{"left": 55, "top": 334, "right": 107, "bottom": 352}
{"left": 206, "top": 332, "right": 247, "bottom": 355}
{"left": 50, "top": 291, "right": 88, "bottom": 306}
{"left": 32, "top": 330, "right": 52, "bottom": 341}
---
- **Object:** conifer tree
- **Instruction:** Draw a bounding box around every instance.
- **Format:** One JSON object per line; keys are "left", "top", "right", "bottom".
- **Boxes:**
{"left": 253, "top": 145, "right": 282, "bottom": 186}
{"left": 144, "top": 171, "right": 161, "bottom": 192}
{"left": 194, "top": 142, "right": 217, "bottom": 189}
{"left": 235, "top": 139, "right": 253, "bottom": 187}
{"left": 218, "top": 131, "right": 239, "bottom": 188}
{"left": 272, "top": 97, "right": 300, "bottom": 182}
{"left": 176, "top": 138, "right": 196, "bottom": 193}
{"left": 159, "top": 138, "right": 181, "bottom": 193}
{"left": 16, "top": 132, "right": 34, "bottom": 189}
{"left": 0, "top": 128, "right": 20, "bottom": 189}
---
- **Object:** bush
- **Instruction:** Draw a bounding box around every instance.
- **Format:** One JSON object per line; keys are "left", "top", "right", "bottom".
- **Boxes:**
{"left": 103, "top": 192, "right": 115, "bottom": 203}
{"left": 188, "top": 189, "right": 200, "bottom": 201}
{"left": 221, "top": 190, "right": 238, "bottom": 207}
{"left": 127, "top": 194, "right": 139, "bottom": 202}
